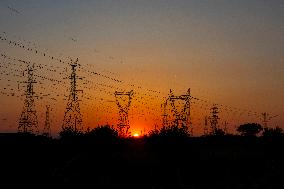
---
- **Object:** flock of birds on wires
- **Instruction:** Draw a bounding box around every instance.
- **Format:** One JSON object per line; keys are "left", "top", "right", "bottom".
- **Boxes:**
{"left": 0, "top": 31, "right": 273, "bottom": 137}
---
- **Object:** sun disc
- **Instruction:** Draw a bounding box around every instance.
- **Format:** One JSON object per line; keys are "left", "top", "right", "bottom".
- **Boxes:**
{"left": 133, "top": 133, "right": 139, "bottom": 137}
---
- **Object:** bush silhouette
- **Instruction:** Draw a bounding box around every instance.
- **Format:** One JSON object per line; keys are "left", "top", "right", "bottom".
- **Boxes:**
{"left": 85, "top": 125, "right": 118, "bottom": 139}
{"left": 262, "top": 126, "right": 283, "bottom": 137}
{"left": 237, "top": 123, "right": 262, "bottom": 136}
{"left": 148, "top": 128, "right": 160, "bottom": 138}
{"left": 59, "top": 127, "right": 83, "bottom": 138}
{"left": 210, "top": 128, "right": 226, "bottom": 136}
{"left": 148, "top": 124, "right": 190, "bottom": 138}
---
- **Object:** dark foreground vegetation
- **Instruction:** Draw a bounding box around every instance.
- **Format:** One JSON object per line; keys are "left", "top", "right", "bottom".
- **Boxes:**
{"left": 0, "top": 125, "right": 284, "bottom": 188}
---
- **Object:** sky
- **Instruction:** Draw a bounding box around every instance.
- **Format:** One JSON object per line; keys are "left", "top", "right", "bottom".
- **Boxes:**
{"left": 0, "top": 0, "right": 283, "bottom": 137}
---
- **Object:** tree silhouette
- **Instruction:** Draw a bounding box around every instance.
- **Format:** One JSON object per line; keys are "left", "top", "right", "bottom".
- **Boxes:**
{"left": 148, "top": 128, "right": 160, "bottom": 138}
{"left": 262, "top": 126, "right": 283, "bottom": 137}
{"left": 211, "top": 128, "right": 226, "bottom": 136}
{"left": 237, "top": 123, "right": 262, "bottom": 136}
{"left": 85, "top": 125, "right": 118, "bottom": 139}
{"left": 148, "top": 124, "right": 190, "bottom": 138}
{"left": 59, "top": 127, "right": 83, "bottom": 138}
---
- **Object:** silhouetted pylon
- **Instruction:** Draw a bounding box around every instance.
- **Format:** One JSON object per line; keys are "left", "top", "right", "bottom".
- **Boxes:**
{"left": 43, "top": 105, "right": 51, "bottom": 137}
{"left": 162, "top": 88, "right": 192, "bottom": 134}
{"left": 209, "top": 104, "right": 220, "bottom": 134}
{"left": 261, "top": 112, "right": 278, "bottom": 129}
{"left": 18, "top": 64, "right": 39, "bottom": 134}
{"left": 204, "top": 116, "right": 209, "bottom": 135}
{"left": 62, "top": 58, "right": 83, "bottom": 133}
{"left": 114, "top": 90, "right": 134, "bottom": 137}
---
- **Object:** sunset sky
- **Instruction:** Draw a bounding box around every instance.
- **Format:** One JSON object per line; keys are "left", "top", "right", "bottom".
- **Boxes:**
{"left": 0, "top": 0, "right": 283, "bottom": 137}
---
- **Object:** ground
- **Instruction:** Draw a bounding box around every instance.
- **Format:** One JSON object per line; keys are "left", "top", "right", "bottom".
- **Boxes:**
{"left": 0, "top": 134, "right": 283, "bottom": 188}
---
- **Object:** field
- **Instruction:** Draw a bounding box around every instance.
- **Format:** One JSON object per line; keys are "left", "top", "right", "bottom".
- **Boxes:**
{"left": 0, "top": 134, "right": 283, "bottom": 188}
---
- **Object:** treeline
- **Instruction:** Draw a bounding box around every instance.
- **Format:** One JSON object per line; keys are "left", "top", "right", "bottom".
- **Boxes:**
{"left": 56, "top": 123, "right": 284, "bottom": 141}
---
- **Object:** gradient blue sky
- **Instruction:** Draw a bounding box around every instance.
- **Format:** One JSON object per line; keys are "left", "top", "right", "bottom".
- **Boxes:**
{"left": 0, "top": 0, "right": 283, "bottom": 135}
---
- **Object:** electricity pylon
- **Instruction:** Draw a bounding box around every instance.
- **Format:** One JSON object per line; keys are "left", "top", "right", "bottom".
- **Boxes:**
{"left": 204, "top": 116, "right": 209, "bottom": 135}
{"left": 209, "top": 104, "right": 220, "bottom": 134}
{"left": 261, "top": 112, "right": 278, "bottom": 129}
{"left": 162, "top": 88, "right": 192, "bottom": 134}
{"left": 114, "top": 90, "right": 134, "bottom": 137}
{"left": 162, "top": 98, "right": 169, "bottom": 127}
{"left": 18, "top": 65, "right": 39, "bottom": 134}
{"left": 42, "top": 105, "right": 51, "bottom": 137}
{"left": 62, "top": 58, "right": 83, "bottom": 133}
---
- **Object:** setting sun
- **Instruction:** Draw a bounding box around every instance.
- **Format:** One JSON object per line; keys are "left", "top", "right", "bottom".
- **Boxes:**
{"left": 133, "top": 133, "right": 140, "bottom": 138}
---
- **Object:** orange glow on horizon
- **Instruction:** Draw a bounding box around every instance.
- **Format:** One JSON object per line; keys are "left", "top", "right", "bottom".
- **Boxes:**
{"left": 133, "top": 133, "right": 140, "bottom": 138}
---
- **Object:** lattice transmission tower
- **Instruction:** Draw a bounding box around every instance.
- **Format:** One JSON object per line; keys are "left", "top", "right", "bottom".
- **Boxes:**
{"left": 261, "top": 112, "right": 278, "bottom": 129}
{"left": 114, "top": 90, "right": 134, "bottom": 137}
{"left": 209, "top": 104, "right": 220, "bottom": 134}
{"left": 62, "top": 58, "right": 83, "bottom": 133}
{"left": 18, "top": 65, "right": 39, "bottom": 134}
{"left": 203, "top": 116, "right": 209, "bottom": 135}
{"left": 42, "top": 105, "right": 51, "bottom": 137}
{"left": 162, "top": 99, "right": 169, "bottom": 127}
{"left": 162, "top": 88, "right": 192, "bottom": 134}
